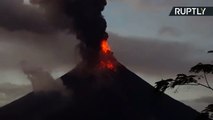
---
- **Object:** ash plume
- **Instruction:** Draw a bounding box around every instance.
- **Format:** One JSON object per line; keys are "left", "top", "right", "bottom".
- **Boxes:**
{"left": 20, "top": 60, "right": 67, "bottom": 94}
{"left": 31, "top": 0, "right": 109, "bottom": 65}
{"left": 0, "top": 0, "right": 52, "bottom": 33}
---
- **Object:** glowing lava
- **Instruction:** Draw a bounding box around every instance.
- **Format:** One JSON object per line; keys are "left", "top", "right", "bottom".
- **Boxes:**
{"left": 99, "top": 39, "right": 116, "bottom": 71}
{"left": 101, "top": 39, "right": 111, "bottom": 54}
{"left": 100, "top": 60, "right": 114, "bottom": 70}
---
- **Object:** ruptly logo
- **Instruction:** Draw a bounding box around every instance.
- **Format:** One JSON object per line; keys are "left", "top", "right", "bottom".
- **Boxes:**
{"left": 170, "top": 7, "right": 213, "bottom": 16}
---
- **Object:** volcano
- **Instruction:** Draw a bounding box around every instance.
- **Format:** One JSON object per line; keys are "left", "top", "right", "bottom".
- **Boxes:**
{"left": 0, "top": 0, "right": 202, "bottom": 120}
{"left": 0, "top": 58, "right": 200, "bottom": 120}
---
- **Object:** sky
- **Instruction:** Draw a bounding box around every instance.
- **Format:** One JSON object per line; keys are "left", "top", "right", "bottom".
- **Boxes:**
{"left": 0, "top": 0, "right": 212, "bottom": 111}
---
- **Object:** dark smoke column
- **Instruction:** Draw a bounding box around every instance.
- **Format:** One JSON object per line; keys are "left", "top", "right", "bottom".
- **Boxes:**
{"left": 31, "top": 0, "right": 108, "bottom": 66}
{"left": 66, "top": 0, "right": 108, "bottom": 66}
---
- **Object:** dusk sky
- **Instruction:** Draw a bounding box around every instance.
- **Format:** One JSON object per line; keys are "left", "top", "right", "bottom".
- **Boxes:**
{"left": 0, "top": 0, "right": 213, "bottom": 111}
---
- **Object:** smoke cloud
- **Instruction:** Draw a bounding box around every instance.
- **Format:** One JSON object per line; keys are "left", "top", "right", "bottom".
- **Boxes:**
{"left": 31, "top": 0, "right": 108, "bottom": 65}
{"left": 20, "top": 60, "right": 67, "bottom": 93}
{"left": 0, "top": 0, "right": 53, "bottom": 33}
{"left": 0, "top": 0, "right": 109, "bottom": 66}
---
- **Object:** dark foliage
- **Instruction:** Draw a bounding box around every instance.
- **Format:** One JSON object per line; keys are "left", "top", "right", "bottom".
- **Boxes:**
{"left": 171, "top": 74, "right": 197, "bottom": 88}
{"left": 155, "top": 74, "right": 197, "bottom": 92}
{"left": 201, "top": 104, "right": 213, "bottom": 120}
{"left": 155, "top": 79, "right": 173, "bottom": 92}
{"left": 203, "top": 104, "right": 213, "bottom": 113}
{"left": 155, "top": 52, "right": 213, "bottom": 120}
{"left": 190, "top": 63, "right": 213, "bottom": 74}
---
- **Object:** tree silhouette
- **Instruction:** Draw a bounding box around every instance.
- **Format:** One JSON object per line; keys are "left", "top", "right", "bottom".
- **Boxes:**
{"left": 171, "top": 74, "right": 198, "bottom": 88}
{"left": 155, "top": 51, "right": 213, "bottom": 119}
{"left": 190, "top": 63, "right": 213, "bottom": 91}
{"left": 203, "top": 104, "right": 213, "bottom": 113}
{"left": 155, "top": 79, "right": 173, "bottom": 92}
{"left": 202, "top": 104, "right": 213, "bottom": 120}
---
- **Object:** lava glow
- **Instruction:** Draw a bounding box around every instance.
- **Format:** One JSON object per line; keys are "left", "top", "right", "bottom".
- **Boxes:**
{"left": 100, "top": 60, "right": 114, "bottom": 70}
{"left": 99, "top": 39, "right": 116, "bottom": 71}
{"left": 101, "top": 39, "right": 111, "bottom": 54}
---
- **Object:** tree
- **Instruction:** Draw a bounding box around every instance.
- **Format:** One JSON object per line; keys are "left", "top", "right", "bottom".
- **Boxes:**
{"left": 202, "top": 104, "right": 213, "bottom": 120}
{"left": 155, "top": 51, "right": 213, "bottom": 120}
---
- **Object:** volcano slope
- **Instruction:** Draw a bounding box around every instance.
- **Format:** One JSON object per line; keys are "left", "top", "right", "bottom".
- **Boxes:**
{"left": 0, "top": 62, "right": 201, "bottom": 120}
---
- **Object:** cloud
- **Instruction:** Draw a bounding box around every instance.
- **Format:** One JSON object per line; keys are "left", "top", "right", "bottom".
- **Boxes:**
{"left": 111, "top": 0, "right": 213, "bottom": 14}
{"left": 0, "top": 28, "right": 79, "bottom": 70}
{"left": 113, "top": 0, "right": 179, "bottom": 10}
{"left": 0, "top": 28, "right": 205, "bottom": 79}
{"left": 192, "top": 96, "right": 213, "bottom": 103}
{"left": 0, "top": 0, "right": 209, "bottom": 81}
{"left": 21, "top": 61, "right": 67, "bottom": 93}
{"left": 118, "top": 0, "right": 213, "bottom": 10}
{"left": 158, "top": 27, "right": 181, "bottom": 37}
{"left": 0, "top": 29, "right": 209, "bottom": 108}
{"left": 0, "top": 83, "right": 31, "bottom": 97}
{"left": 0, "top": 0, "right": 54, "bottom": 33}
{"left": 181, "top": 96, "right": 213, "bottom": 111}
{"left": 109, "top": 33, "right": 202, "bottom": 76}
{"left": 0, "top": 83, "right": 31, "bottom": 107}
{"left": 181, "top": 100, "right": 208, "bottom": 112}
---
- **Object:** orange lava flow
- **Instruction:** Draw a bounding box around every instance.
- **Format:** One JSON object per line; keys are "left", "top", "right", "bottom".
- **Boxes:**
{"left": 101, "top": 39, "right": 111, "bottom": 53}
{"left": 99, "top": 39, "right": 116, "bottom": 71}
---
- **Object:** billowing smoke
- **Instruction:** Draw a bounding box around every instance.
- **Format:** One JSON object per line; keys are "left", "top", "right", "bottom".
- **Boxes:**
{"left": 0, "top": 0, "right": 109, "bottom": 66}
{"left": 20, "top": 60, "right": 67, "bottom": 94}
{"left": 0, "top": 0, "right": 53, "bottom": 33}
{"left": 31, "top": 0, "right": 108, "bottom": 66}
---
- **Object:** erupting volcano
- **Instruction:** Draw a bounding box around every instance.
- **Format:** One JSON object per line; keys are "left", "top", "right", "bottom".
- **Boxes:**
{"left": 0, "top": 0, "right": 202, "bottom": 120}
{"left": 99, "top": 39, "right": 117, "bottom": 71}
